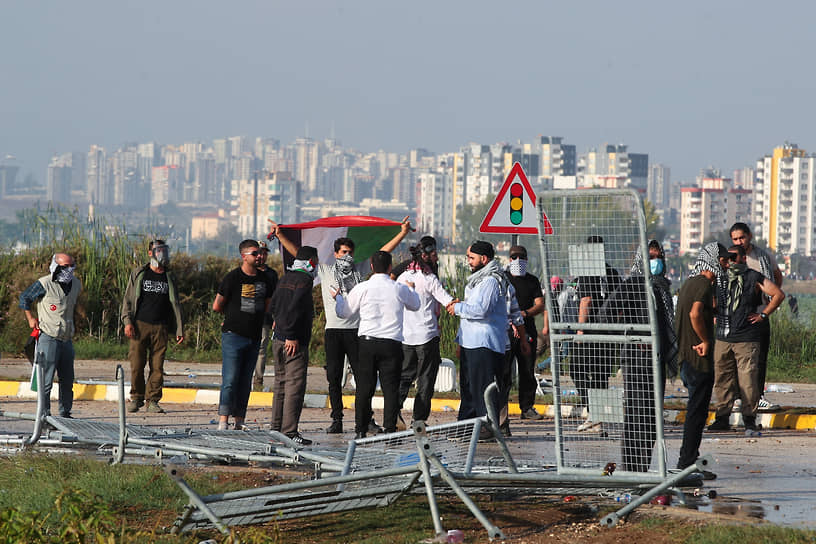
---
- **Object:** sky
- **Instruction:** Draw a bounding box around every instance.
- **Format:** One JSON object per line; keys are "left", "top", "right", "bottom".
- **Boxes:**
{"left": 2, "top": 0, "right": 815, "bottom": 184}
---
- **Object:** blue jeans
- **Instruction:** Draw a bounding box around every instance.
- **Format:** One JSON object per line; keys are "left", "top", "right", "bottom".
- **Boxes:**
{"left": 458, "top": 347, "right": 504, "bottom": 420}
{"left": 219, "top": 332, "right": 260, "bottom": 418}
{"left": 36, "top": 332, "right": 75, "bottom": 417}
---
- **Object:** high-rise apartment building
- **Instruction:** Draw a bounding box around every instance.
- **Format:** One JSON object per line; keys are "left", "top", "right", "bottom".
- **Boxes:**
{"left": 755, "top": 143, "right": 816, "bottom": 255}
{"left": 46, "top": 154, "right": 72, "bottom": 203}
{"left": 647, "top": 163, "right": 670, "bottom": 209}
{"left": 679, "top": 175, "right": 729, "bottom": 255}
{"left": 578, "top": 144, "right": 648, "bottom": 191}
{"left": 539, "top": 136, "right": 576, "bottom": 182}
{"left": 151, "top": 165, "right": 183, "bottom": 207}
{"left": 87, "top": 145, "right": 110, "bottom": 205}
{"left": 231, "top": 171, "right": 299, "bottom": 237}
{"left": 417, "top": 169, "right": 454, "bottom": 243}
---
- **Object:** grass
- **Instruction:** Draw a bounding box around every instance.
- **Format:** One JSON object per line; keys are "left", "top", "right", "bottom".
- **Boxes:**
{"left": 1, "top": 454, "right": 816, "bottom": 542}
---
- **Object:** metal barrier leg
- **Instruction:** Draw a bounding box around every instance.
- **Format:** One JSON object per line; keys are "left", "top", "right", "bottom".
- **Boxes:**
{"left": 164, "top": 465, "right": 232, "bottom": 538}
{"left": 412, "top": 421, "right": 446, "bottom": 538}
{"left": 418, "top": 433, "right": 506, "bottom": 540}
{"left": 113, "top": 365, "right": 126, "bottom": 464}
{"left": 24, "top": 363, "right": 46, "bottom": 447}
{"left": 483, "top": 382, "right": 518, "bottom": 473}
{"left": 600, "top": 455, "right": 714, "bottom": 527}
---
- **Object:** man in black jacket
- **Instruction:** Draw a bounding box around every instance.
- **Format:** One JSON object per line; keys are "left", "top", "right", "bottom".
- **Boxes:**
{"left": 269, "top": 246, "right": 318, "bottom": 446}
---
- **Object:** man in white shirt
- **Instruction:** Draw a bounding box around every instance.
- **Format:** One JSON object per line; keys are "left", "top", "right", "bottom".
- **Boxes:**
{"left": 335, "top": 251, "right": 420, "bottom": 438}
{"left": 269, "top": 218, "right": 412, "bottom": 434}
{"left": 395, "top": 238, "right": 455, "bottom": 424}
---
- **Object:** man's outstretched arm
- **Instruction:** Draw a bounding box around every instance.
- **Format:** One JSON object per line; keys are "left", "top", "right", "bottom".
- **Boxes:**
{"left": 380, "top": 216, "right": 414, "bottom": 253}
{"left": 268, "top": 220, "right": 300, "bottom": 257}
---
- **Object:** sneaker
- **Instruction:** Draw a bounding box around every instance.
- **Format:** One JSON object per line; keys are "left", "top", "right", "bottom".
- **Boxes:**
{"left": 287, "top": 432, "right": 313, "bottom": 446}
{"left": 499, "top": 421, "right": 512, "bottom": 437}
{"left": 577, "top": 419, "right": 601, "bottom": 432}
{"left": 707, "top": 418, "right": 731, "bottom": 431}
{"left": 327, "top": 420, "right": 343, "bottom": 434}
{"left": 146, "top": 401, "right": 165, "bottom": 414}
{"left": 743, "top": 415, "right": 759, "bottom": 432}
{"left": 396, "top": 412, "right": 407, "bottom": 431}
{"left": 217, "top": 421, "right": 229, "bottom": 431}
{"left": 127, "top": 399, "right": 144, "bottom": 413}
{"left": 732, "top": 399, "right": 742, "bottom": 412}
{"left": 368, "top": 419, "right": 384, "bottom": 435}
{"left": 757, "top": 396, "right": 780, "bottom": 412}
{"left": 521, "top": 407, "right": 544, "bottom": 420}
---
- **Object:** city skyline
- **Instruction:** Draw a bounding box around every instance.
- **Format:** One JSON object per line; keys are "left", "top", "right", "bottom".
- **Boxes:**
{"left": 3, "top": 1, "right": 815, "bottom": 183}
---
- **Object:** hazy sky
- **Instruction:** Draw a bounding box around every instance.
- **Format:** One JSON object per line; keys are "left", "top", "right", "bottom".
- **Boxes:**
{"left": 2, "top": 0, "right": 815, "bottom": 183}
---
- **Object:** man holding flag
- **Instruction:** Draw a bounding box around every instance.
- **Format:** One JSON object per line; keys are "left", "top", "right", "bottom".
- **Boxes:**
{"left": 268, "top": 216, "right": 414, "bottom": 434}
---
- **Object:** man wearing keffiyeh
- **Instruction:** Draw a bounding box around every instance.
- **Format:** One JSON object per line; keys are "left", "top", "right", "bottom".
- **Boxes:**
{"left": 708, "top": 244, "right": 784, "bottom": 433}
{"left": 270, "top": 217, "right": 413, "bottom": 435}
{"left": 675, "top": 242, "right": 729, "bottom": 473}
{"left": 729, "top": 222, "right": 784, "bottom": 411}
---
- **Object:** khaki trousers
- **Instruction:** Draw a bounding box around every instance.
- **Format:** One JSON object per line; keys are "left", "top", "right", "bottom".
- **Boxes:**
{"left": 128, "top": 320, "right": 168, "bottom": 402}
{"left": 712, "top": 340, "right": 760, "bottom": 419}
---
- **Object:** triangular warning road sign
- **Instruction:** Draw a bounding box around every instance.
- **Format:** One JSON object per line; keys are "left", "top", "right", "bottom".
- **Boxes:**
{"left": 479, "top": 162, "right": 553, "bottom": 235}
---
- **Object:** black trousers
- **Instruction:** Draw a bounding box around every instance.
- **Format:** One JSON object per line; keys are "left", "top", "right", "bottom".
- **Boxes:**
{"left": 503, "top": 334, "right": 538, "bottom": 412}
{"left": 356, "top": 337, "right": 403, "bottom": 434}
{"left": 324, "top": 328, "right": 359, "bottom": 422}
{"left": 398, "top": 337, "right": 441, "bottom": 422}
{"left": 621, "top": 344, "right": 659, "bottom": 472}
{"left": 677, "top": 359, "right": 715, "bottom": 469}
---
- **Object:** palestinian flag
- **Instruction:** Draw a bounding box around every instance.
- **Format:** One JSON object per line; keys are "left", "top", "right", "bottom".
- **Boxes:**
{"left": 271, "top": 216, "right": 403, "bottom": 270}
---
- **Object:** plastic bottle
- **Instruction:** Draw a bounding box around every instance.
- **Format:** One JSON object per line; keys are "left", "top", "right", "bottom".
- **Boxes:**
{"left": 614, "top": 493, "right": 631, "bottom": 503}
{"left": 446, "top": 529, "right": 464, "bottom": 543}
{"left": 765, "top": 384, "right": 794, "bottom": 393}
{"left": 561, "top": 389, "right": 577, "bottom": 396}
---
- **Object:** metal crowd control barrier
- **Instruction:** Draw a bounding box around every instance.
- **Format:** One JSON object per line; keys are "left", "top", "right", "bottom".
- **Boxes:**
{"left": 167, "top": 384, "right": 707, "bottom": 539}
{"left": 536, "top": 189, "right": 667, "bottom": 478}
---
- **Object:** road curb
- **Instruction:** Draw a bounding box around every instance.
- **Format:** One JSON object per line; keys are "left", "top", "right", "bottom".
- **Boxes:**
{"left": 2, "top": 380, "right": 814, "bottom": 429}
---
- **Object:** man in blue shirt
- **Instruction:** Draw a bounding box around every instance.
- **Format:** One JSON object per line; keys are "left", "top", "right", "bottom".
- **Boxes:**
{"left": 447, "top": 241, "right": 508, "bottom": 423}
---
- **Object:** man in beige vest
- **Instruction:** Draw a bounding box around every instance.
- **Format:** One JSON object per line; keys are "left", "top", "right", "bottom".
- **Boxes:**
{"left": 19, "top": 253, "right": 82, "bottom": 418}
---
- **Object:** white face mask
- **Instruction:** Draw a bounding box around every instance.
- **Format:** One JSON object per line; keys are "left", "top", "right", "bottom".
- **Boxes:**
{"left": 151, "top": 244, "right": 170, "bottom": 267}
{"left": 509, "top": 258, "right": 528, "bottom": 277}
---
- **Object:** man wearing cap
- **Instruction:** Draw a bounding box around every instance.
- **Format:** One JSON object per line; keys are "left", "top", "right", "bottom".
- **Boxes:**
{"left": 269, "top": 246, "right": 319, "bottom": 446}
{"left": 213, "top": 239, "right": 276, "bottom": 430}
{"left": 447, "top": 241, "right": 509, "bottom": 424}
{"left": 676, "top": 242, "right": 730, "bottom": 472}
{"left": 120, "top": 240, "right": 184, "bottom": 414}
{"left": 252, "top": 241, "right": 279, "bottom": 392}
{"left": 503, "top": 245, "right": 545, "bottom": 421}
{"left": 19, "top": 252, "right": 82, "bottom": 418}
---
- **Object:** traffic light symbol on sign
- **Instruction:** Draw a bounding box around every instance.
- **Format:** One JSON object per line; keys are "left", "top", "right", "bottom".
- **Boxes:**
{"left": 510, "top": 183, "right": 523, "bottom": 225}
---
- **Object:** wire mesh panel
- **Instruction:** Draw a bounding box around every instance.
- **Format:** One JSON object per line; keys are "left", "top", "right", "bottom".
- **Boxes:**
{"left": 536, "top": 189, "right": 666, "bottom": 477}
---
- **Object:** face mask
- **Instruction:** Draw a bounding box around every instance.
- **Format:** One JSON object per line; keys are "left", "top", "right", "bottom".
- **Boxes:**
{"left": 151, "top": 245, "right": 170, "bottom": 268}
{"left": 509, "top": 258, "right": 528, "bottom": 277}
{"left": 649, "top": 258, "right": 664, "bottom": 276}
{"left": 334, "top": 254, "right": 354, "bottom": 274}
{"left": 49, "top": 255, "right": 75, "bottom": 284}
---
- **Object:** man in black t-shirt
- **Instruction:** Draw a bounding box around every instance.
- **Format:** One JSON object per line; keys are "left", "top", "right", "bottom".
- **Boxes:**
{"left": 676, "top": 242, "right": 729, "bottom": 471}
{"left": 252, "top": 241, "right": 279, "bottom": 392}
{"left": 213, "top": 239, "right": 276, "bottom": 431}
{"left": 120, "top": 240, "right": 185, "bottom": 414}
{"left": 708, "top": 245, "right": 784, "bottom": 432}
{"left": 502, "top": 245, "right": 546, "bottom": 422}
